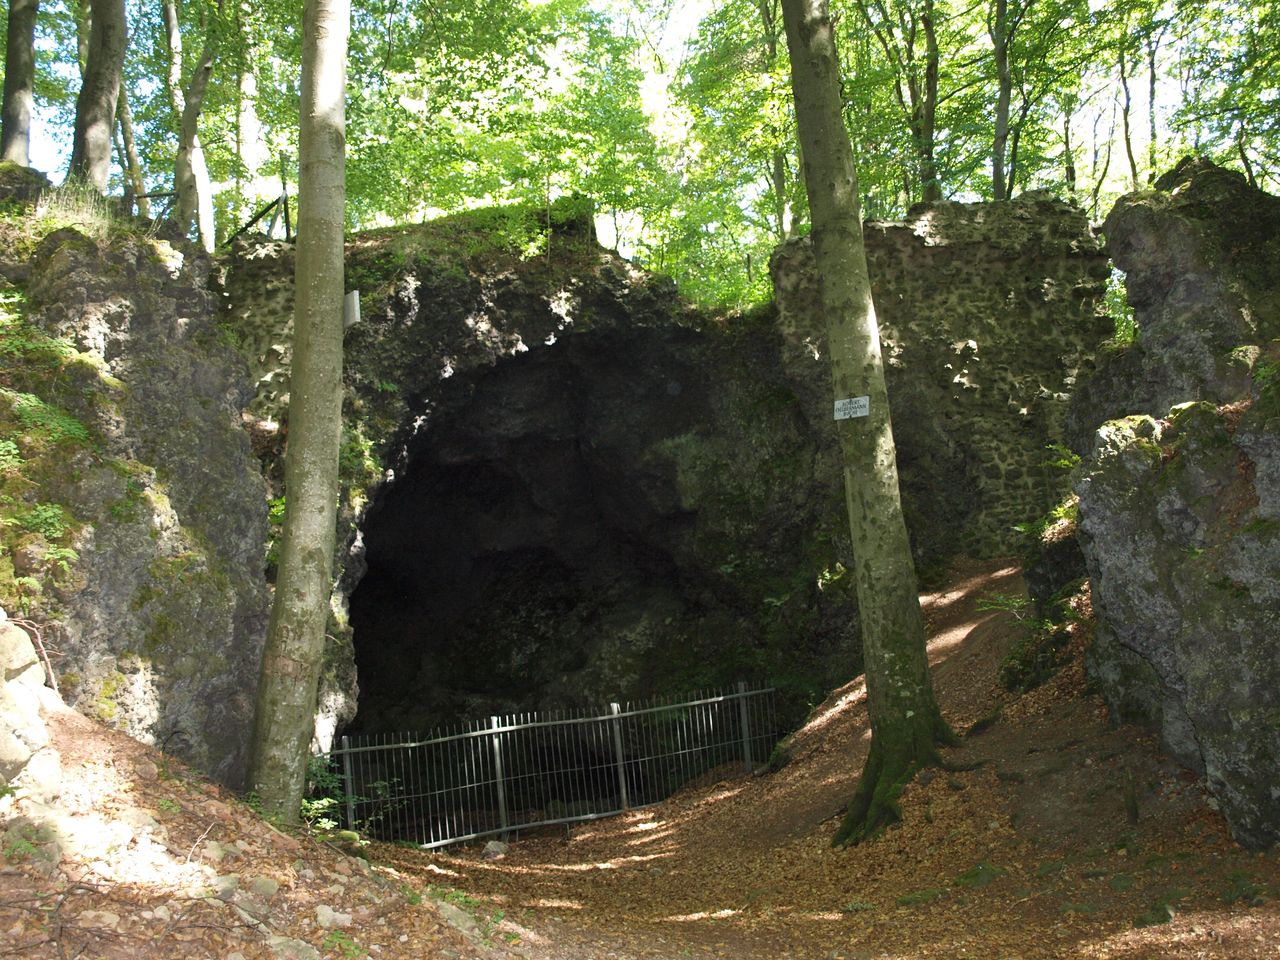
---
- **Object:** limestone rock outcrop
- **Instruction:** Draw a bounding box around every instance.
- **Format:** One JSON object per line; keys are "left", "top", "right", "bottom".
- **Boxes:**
{"left": 225, "top": 211, "right": 860, "bottom": 735}
{"left": 20, "top": 230, "right": 269, "bottom": 789}
{"left": 224, "top": 199, "right": 1110, "bottom": 737}
{"left": 0, "top": 612, "right": 63, "bottom": 803}
{"left": 1073, "top": 159, "right": 1280, "bottom": 849}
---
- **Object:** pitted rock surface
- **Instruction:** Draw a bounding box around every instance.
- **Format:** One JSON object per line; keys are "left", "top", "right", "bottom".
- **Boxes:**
{"left": 22, "top": 230, "right": 268, "bottom": 788}
{"left": 1073, "top": 159, "right": 1280, "bottom": 849}
{"left": 225, "top": 201, "right": 1109, "bottom": 736}
{"left": 771, "top": 192, "right": 1111, "bottom": 556}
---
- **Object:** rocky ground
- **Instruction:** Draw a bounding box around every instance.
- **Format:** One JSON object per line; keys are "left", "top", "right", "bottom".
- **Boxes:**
{"left": 2, "top": 558, "right": 1278, "bottom": 959}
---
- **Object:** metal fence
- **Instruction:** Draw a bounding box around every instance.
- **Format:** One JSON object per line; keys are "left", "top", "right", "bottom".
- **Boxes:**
{"left": 330, "top": 682, "right": 777, "bottom": 849}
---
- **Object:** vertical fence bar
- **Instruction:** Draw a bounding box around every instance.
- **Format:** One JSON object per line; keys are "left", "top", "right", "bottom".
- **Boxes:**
{"left": 339, "top": 736, "right": 356, "bottom": 831}
{"left": 490, "top": 716, "right": 509, "bottom": 839}
{"left": 610, "top": 703, "right": 631, "bottom": 811}
{"left": 328, "top": 686, "right": 777, "bottom": 848}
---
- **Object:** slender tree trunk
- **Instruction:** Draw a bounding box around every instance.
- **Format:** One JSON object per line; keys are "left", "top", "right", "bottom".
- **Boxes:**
{"left": 2, "top": 0, "right": 39, "bottom": 165}
{"left": 178, "top": 57, "right": 217, "bottom": 250}
{"left": 990, "top": 0, "right": 1012, "bottom": 200}
{"left": 76, "top": 0, "right": 91, "bottom": 75}
{"left": 247, "top": 0, "right": 349, "bottom": 822}
{"left": 67, "top": 0, "right": 126, "bottom": 191}
{"left": 780, "top": 0, "right": 956, "bottom": 847}
{"left": 164, "top": 0, "right": 219, "bottom": 250}
{"left": 1089, "top": 103, "right": 1115, "bottom": 219}
{"left": 117, "top": 85, "right": 150, "bottom": 218}
{"left": 1007, "top": 99, "right": 1033, "bottom": 197}
{"left": 236, "top": 63, "right": 271, "bottom": 226}
{"left": 919, "top": 0, "right": 940, "bottom": 202}
{"left": 1118, "top": 44, "right": 1139, "bottom": 189}
{"left": 1237, "top": 127, "right": 1257, "bottom": 189}
{"left": 760, "top": 0, "right": 794, "bottom": 240}
{"left": 1145, "top": 31, "right": 1160, "bottom": 179}
{"left": 1062, "top": 114, "right": 1076, "bottom": 197}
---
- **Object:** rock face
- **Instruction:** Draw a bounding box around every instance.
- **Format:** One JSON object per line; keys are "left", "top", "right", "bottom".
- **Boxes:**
{"left": 1073, "top": 159, "right": 1280, "bottom": 849}
{"left": 224, "top": 200, "right": 1109, "bottom": 736}
{"left": 226, "top": 212, "right": 860, "bottom": 733}
{"left": 1068, "top": 157, "right": 1280, "bottom": 450}
{"left": 21, "top": 230, "right": 269, "bottom": 788}
{"left": 0, "top": 612, "right": 63, "bottom": 802}
{"left": 771, "top": 193, "right": 1111, "bottom": 557}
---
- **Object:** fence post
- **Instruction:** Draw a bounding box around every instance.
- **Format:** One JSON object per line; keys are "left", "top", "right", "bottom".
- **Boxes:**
{"left": 339, "top": 736, "right": 356, "bottom": 831}
{"left": 737, "top": 681, "right": 753, "bottom": 772}
{"left": 490, "top": 716, "right": 509, "bottom": 838}
{"left": 610, "top": 703, "right": 631, "bottom": 811}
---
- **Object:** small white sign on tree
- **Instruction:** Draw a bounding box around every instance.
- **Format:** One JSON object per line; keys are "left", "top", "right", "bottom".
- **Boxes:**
{"left": 833, "top": 396, "right": 870, "bottom": 420}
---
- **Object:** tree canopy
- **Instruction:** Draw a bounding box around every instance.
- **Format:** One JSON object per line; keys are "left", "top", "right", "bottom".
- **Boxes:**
{"left": 2, "top": 0, "right": 1275, "bottom": 305}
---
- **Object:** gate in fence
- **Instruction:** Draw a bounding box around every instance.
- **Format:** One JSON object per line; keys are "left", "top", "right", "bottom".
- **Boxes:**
{"left": 330, "top": 682, "right": 777, "bottom": 849}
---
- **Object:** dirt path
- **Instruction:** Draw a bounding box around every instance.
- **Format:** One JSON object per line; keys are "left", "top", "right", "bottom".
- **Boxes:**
{"left": 378, "top": 559, "right": 1280, "bottom": 960}
{"left": 2, "top": 558, "right": 1276, "bottom": 960}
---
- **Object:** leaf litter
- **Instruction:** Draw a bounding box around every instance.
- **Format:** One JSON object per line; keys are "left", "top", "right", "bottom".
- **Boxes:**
{"left": 0, "top": 558, "right": 1276, "bottom": 959}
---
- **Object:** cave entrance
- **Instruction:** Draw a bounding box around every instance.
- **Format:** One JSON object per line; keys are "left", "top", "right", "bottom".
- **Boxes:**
{"left": 346, "top": 328, "right": 711, "bottom": 736}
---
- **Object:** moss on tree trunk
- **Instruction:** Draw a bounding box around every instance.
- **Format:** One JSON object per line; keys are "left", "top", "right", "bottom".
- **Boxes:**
{"left": 781, "top": 0, "right": 956, "bottom": 846}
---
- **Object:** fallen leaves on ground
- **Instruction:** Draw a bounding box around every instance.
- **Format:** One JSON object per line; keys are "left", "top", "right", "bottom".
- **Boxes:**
{"left": 2, "top": 558, "right": 1277, "bottom": 960}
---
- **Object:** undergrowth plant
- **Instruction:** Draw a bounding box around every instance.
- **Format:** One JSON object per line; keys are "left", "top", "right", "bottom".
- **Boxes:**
{"left": 0, "top": 288, "right": 98, "bottom": 617}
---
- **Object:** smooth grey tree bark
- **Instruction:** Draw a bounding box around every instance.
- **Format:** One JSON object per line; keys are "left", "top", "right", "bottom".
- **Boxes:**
{"left": 163, "top": 0, "right": 218, "bottom": 250}
{"left": 780, "top": 0, "right": 955, "bottom": 846}
{"left": 117, "top": 85, "right": 151, "bottom": 218}
{"left": 246, "top": 0, "right": 349, "bottom": 822}
{"left": 67, "top": 0, "right": 126, "bottom": 191}
{"left": 2, "top": 0, "right": 39, "bottom": 165}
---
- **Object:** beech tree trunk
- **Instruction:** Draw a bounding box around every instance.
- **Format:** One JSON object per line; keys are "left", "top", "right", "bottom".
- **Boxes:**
{"left": 780, "top": 0, "right": 955, "bottom": 847}
{"left": 236, "top": 64, "right": 271, "bottom": 225}
{"left": 117, "top": 85, "right": 150, "bottom": 218}
{"left": 67, "top": 0, "right": 126, "bottom": 191}
{"left": 163, "top": 0, "right": 218, "bottom": 250}
{"left": 1145, "top": 30, "right": 1160, "bottom": 179}
{"left": 918, "top": 0, "right": 940, "bottom": 202}
{"left": 760, "top": 0, "right": 794, "bottom": 240}
{"left": 247, "top": 0, "right": 349, "bottom": 821}
{"left": 1118, "top": 42, "right": 1139, "bottom": 189}
{"left": 1, "top": 0, "right": 39, "bottom": 165}
{"left": 1062, "top": 114, "right": 1076, "bottom": 197}
{"left": 990, "top": 0, "right": 1013, "bottom": 200}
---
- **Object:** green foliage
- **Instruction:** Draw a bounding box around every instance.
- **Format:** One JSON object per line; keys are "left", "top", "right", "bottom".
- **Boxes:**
{"left": 16, "top": 502, "right": 71, "bottom": 540}
{"left": 338, "top": 428, "right": 379, "bottom": 493}
{"left": 0, "top": 439, "right": 24, "bottom": 472}
{"left": 1103, "top": 268, "right": 1138, "bottom": 347}
{"left": 301, "top": 754, "right": 402, "bottom": 836}
{"left": 2, "top": 833, "right": 41, "bottom": 862}
{"left": 322, "top": 930, "right": 363, "bottom": 959}
{"left": 840, "top": 900, "right": 876, "bottom": 913}
{"left": 33, "top": 182, "right": 119, "bottom": 241}
{"left": 301, "top": 754, "right": 346, "bottom": 832}
{"left": 2, "top": 390, "right": 91, "bottom": 444}
{"left": 1012, "top": 496, "right": 1079, "bottom": 555}
{"left": 1254, "top": 355, "right": 1280, "bottom": 416}
{"left": 1219, "top": 870, "right": 1266, "bottom": 906}
{"left": 955, "top": 862, "right": 1008, "bottom": 889}
{"left": 978, "top": 580, "right": 1078, "bottom": 693}
{"left": 429, "top": 884, "right": 484, "bottom": 911}
{"left": 1133, "top": 898, "right": 1175, "bottom": 927}
{"left": 1000, "top": 622, "right": 1073, "bottom": 693}
{"left": 896, "top": 887, "right": 948, "bottom": 906}
{"left": 1044, "top": 444, "right": 1081, "bottom": 472}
